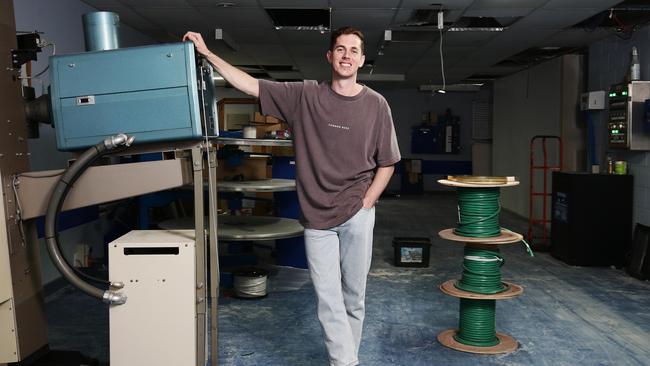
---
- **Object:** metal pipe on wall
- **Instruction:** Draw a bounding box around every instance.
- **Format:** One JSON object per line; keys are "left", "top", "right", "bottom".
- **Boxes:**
{"left": 82, "top": 11, "right": 120, "bottom": 51}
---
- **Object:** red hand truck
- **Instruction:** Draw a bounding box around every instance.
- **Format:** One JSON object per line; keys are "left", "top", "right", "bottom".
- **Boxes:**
{"left": 528, "top": 135, "right": 563, "bottom": 250}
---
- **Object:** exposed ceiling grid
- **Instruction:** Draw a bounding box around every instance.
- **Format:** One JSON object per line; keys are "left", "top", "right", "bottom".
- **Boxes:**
{"left": 259, "top": 0, "right": 329, "bottom": 8}
{"left": 79, "top": 0, "right": 635, "bottom": 85}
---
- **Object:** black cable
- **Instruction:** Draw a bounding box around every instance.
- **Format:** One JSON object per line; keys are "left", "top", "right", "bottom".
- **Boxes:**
{"left": 50, "top": 146, "right": 109, "bottom": 286}
{"left": 45, "top": 135, "right": 132, "bottom": 302}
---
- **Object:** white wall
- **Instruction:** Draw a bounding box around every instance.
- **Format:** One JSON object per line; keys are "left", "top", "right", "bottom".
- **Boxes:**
{"left": 13, "top": 0, "right": 156, "bottom": 285}
{"left": 493, "top": 55, "right": 585, "bottom": 218}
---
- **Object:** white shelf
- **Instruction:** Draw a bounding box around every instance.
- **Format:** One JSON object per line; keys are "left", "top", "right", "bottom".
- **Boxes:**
{"left": 218, "top": 178, "right": 296, "bottom": 192}
{"left": 158, "top": 215, "right": 304, "bottom": 241}
{"left": 217, "top": 137, "right": 293, "bottom": 147}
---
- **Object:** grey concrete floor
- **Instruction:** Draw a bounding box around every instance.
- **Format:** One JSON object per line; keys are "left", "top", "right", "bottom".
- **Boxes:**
{"left": 45, "top": 193, "right": 650, "bottom": 365}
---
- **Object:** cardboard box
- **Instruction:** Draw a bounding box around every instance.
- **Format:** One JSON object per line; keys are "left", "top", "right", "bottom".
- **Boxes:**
{"left": 226, "top": 113, "right": 252, "bottom": 130}
{"left": 253, "top": 112, "right": 266, "bottom": 123}
{"left": 265, "top": 115, "right": 283, "bottom": 124}
{"left": 271, "top": 146, "right": 294, "bottom": 157}
{"left": 217, "top": 156, "right": 268, "bottom": 181}
{"left": 256, "top": 122, "right": 288, "bottom": 138}
{"left": 250, "top": 145, "right": 272, "bottom": 154}
{"left": 254, "top": 112, "right": 286, "bottom": 125}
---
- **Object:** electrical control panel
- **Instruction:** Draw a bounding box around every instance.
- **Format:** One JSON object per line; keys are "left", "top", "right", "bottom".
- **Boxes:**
{"left": 49, "top": 42, "right": 218, "bottom": 151}
{"left": 608, "top": 81, "right": 650, "bottom": 150}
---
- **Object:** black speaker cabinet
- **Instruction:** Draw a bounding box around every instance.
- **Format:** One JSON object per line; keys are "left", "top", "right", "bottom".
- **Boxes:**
{"left": 551, "top": 172, "right": 633, "bottom": 266}
{"left": 627, "top": 223, "right": 650, "bottom": 279}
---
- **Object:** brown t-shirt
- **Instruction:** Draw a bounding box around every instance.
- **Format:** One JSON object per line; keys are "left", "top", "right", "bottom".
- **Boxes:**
{"left": 259, "top": 80, "right": 401, "bottom": 229}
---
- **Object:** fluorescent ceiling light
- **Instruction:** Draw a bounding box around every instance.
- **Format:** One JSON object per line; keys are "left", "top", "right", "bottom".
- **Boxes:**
{"left": 274, "top": 25, "right": 328, "bottom": 32}
{"left": 419, "top": 83, "right": 484, "bottom": 92}
{"left": 448, "top": 27, "right": 504, "bottom": 32}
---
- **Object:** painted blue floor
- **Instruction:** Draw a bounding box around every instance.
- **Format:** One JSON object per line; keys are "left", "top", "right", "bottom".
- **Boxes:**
{"left": 44, "top": 193, "right": 650, "bottom": 365}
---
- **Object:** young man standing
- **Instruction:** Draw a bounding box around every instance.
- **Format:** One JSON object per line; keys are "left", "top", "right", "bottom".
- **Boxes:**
{"left": 184, "top": 26, "right": 401, "bottom": 366}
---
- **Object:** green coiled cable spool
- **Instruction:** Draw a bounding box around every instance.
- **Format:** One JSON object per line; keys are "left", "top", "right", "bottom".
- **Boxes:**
{"left": 454, "top": 299, "right": 499, "bottom": 347}
{"left": 455, "top": 247, "right": 506, "bottom": 294}
{"left": 452, "top": 185, "right": 506, "bottom": 347}
{"left": 438, "top": 176, "right": 528, "bottom": 353}
{"left": 453, "top": 187, "right": 501, "bottom": 238}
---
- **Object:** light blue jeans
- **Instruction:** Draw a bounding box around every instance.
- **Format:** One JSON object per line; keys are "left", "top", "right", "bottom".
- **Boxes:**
{"left": 304, "top": 206, "right": 375, "bottom": 366}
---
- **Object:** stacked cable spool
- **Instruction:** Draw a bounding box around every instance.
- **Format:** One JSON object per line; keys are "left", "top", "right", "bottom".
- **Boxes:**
{"left": 437, "top": 175, "right": 529, "bottom": 354}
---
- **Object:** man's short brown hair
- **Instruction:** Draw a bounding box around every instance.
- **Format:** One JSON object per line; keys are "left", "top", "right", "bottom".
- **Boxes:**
{"left": 330, "top": 26, "right": 365, "bottom": 54}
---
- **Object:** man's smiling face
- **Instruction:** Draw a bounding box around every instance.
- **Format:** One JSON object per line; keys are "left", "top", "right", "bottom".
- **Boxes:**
{"left": 327, "top": 33, "right": 365, "bottom": 80}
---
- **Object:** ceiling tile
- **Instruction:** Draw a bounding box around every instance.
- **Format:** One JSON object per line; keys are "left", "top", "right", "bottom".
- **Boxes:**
{"left": 392, "top": 8, "right": 464, "bottom": 25}
{"left": 437, "top": 46, "right": 477, "bottom": 60}
{"left": 81, "top": 0, "right": 126, "bottom": 7}
{"left": 230, "top": 28, "right": 281, "bottom": 43}
{"left": 442, "top": 31, "right": 500, "bottom": 47}
{"left": 515, "top": 8, "right": 601, "bottom": 29}
{"left": 194, "top": 6, "right": 272, "bottom": 28}
{"left": 137, "top": 7, "right": 211, "bottom": 28}
{"left": 469, "top": 0, "right": 547, "bottom": 9}
{"left": 472, "top": 65, "right": 525, "bottom": 75}
{"left": 330, "top": 0, "right": 400, "bottom": 8}
{"left": 294, "top": 56, "right": 329, "bottom": 67}
{"left": 543, "top": 0, "right": 622, "bottom": 9}
{"left": 331, "top": 9, "right": 395, "bottom": 29}
{"left": 464, "top": 8, "right": 535, "bottom": 17}
{"left": 120, "top": 0, "right": 191, "bottom": 7}
{"left": 240, "top": 44, "right": 293, "bottom": 64}
{"left": 293, "top": 60, "right": 329, "bottom": 80}
{"left": 452, "top": 29, "right": 559, "bottom": 69}
{"left": 399, "top": 0, "right": 474, "bottom": 10}
{"left": 289, "top": 45, "right": 328, "bottom": 59}
{"left": 537, "top": 28, "right": 611, "bottom": 48}
{"left": 96, "top": 4, "right": 176, "bottom": 41}
{"left": 277, "top": 31, "right": 330, "bottom": 46}
{"left": 210, "top": 46, "right": 257, "bottom": 64}
{"left": 187, "top": 0, "right": 259, "bottom": 5}
{"left": 93, "top": 3, "right": 160, "bottom": 30}
{"left": 381, "top": 42, "right": 431, "bottom": 57}
{"left": 259, "top": 0, "right": 328, "bottom": 8}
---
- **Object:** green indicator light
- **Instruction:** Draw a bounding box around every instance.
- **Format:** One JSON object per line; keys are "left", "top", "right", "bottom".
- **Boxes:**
{"left": 622, "top": 91, "right": 628, "bottom": 96}
{"left": 609, "top": 92, "right": 616, "bottom": 97}
{"left": 612, "top": 129, "right": 619, "bottom": 133}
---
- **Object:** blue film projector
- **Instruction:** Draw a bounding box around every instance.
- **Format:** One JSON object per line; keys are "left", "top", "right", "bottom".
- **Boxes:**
{"left": 49, "top": 42, "right": 217, "bottom": 150}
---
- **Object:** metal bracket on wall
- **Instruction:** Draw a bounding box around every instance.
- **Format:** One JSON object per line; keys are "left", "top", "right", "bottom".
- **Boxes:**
{"left": 10, "top": 33, "right": 42, "bottom": 69}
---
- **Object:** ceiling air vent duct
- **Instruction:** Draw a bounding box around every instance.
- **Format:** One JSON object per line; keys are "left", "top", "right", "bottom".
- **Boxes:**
{"left": 448, "top": 17, "right": 518, "bottom": 32}
{"left": 266, "top": 8, "right": 330, "bottom": 32}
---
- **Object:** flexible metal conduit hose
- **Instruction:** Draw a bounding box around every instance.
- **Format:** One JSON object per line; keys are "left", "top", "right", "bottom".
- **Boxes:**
{"left": 44, "top": 133, "right": 134, "bottom": 305}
